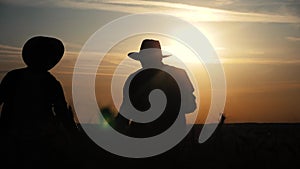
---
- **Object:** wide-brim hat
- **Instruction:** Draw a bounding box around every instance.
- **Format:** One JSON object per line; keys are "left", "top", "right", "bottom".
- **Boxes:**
{"left": 128, "top": 39, "right": 171, "bottom": 60}
{"left": 22, "top": 36, "right": 64, "bottom": 71}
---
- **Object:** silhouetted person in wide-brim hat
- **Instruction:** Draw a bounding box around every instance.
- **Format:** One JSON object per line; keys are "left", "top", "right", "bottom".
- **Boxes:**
{"left": 120, "top": 39, "right": 196, "bottom": 137}
{"left": 117, "top": 39, "right": 197, "bottom": 168}
{"left": 0, "top": 36, "right": 76, "bottom": 168}
{"left": 118, "top": 39, "right": 196, "bottom": 137}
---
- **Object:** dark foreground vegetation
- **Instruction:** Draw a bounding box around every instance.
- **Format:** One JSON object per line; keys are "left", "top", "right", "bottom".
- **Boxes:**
{"left": 64, "top": 123, "right": 300, "bottom": 169}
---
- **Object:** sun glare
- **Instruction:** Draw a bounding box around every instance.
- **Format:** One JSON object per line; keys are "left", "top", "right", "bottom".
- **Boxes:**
{"left": 162, "top": 41, "right": 200, "bottom": 64}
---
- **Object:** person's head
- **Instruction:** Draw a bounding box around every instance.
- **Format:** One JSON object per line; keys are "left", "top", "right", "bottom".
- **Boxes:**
{"left": 128, "top": 39, "right": 170, "bottom": 68}
{"left": 22, "top": 36, "right": 64, "bottom": 71}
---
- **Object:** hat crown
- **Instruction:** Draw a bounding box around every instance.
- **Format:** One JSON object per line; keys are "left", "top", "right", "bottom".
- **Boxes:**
{"left": 140, "top": 39, "right": 161, "bottom": 50}
{"left": 22, "top": 36, "right": 64, "bottom": 71}
{"left": 128, "top": 39, "right": 171, "bottom": 61}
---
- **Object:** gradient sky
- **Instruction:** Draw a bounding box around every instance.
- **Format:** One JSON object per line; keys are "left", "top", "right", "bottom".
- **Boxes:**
{"left": 0, "top": 0, "right": 300, "bottom": 123}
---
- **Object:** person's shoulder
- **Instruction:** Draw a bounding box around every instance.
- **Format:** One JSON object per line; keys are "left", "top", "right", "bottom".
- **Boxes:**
{"left": 164, "top": 65, "right": 184, "bottom": 71}
{"left": 45, "top": 71, "right": 57, "bottom": 80}
{"left": 164, "top": 65, "right": 186, "bottom": 75}
{"left": 45, "top": 72, "right": 61, "bottom": 85}
{"left": 127, "top": 69, "right": 143, "bottom": 79}
{"left": 4, "top": 68, "right": 27, "bottom": 78}
{"left": 7, "top": 67, "right": 26, "bottom": 74}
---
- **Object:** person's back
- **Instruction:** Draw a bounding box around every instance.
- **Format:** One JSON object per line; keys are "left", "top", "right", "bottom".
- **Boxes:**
{"left": 129, "top": 67, "right": 182, "bottom": 137}
{"left": 118, "top": 39, "right": 197, "bottom": 168}
{"left": 0, "top": 68, "right": 68, "bottom": 133}
{"left": 119, "top": 39, "right": 196, "bottom": 138}
{"left": 0, "top": 36, "right": 76, "bottom": 168}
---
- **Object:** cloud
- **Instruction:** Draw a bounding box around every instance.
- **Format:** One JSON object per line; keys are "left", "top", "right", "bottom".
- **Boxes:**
{"left": 64, "top": 42, "right": 83, "bottom": 52}
{"left": 0, "top": 44, "right": 22, "bottom": 60}
{"left": 221, "top": 57, "right": 300, "bottom": 65}
{"left": 213, "top": 0, "right": 236, "bottom": 6}
{"left": 286, "top": 36, "right": 300, "bottom": 42}
{"left": 63, "top": 0, "right": 300, "bottom": 23}
{"left": 2, "top": 0, "right": 300, "bottom": 23}
{"left": 0, "top": 44, "right": 21, "bottom": 51}
{"left": 0, "top": 44, "right": 24, "bottom": 77}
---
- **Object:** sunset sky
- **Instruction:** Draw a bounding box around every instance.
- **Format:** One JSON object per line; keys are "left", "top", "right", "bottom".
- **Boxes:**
{"left": 0, "top": 0, "right": 300, "bottom": 123}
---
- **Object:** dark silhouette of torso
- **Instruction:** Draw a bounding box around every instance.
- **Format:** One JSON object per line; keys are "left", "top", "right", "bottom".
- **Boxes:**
{"left": 0, "top": 68, "right": 72, "bottom": 133}
{"left": 129, "top": 68, "right": 182, "bottom": 137}
{"left": 120, "top": 64, "right": 196, "bottom": 138}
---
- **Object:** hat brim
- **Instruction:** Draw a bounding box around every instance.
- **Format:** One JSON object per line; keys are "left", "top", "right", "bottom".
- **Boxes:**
{"left": 128, "top": 52, "right": 171, "bottom": 61}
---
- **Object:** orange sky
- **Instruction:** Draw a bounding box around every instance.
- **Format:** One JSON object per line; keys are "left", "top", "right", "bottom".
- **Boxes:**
{"left": 66, "top": 34, "right": 300, "bottom": 124}
{"left": 0, "top": 0, "right": 300, "bottom": 123}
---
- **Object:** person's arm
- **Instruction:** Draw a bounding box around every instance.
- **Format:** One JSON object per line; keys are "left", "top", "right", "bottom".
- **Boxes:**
{"left": 181, "top": 71, "right": 197, "bottom": 114}
{"left": 119, "top": 76, "right": 131, "bottom": 115}
{"left": 0, "top": 71, "right": 14, "bottom": 131}
{"left": 0, "top": 72, "right": 11, "bottom": 106}
{"left": 53, "top": 80, "right": 77, "bottom": 132}
{"left": 116, "top": 74, "right": 132, "bottom": 132}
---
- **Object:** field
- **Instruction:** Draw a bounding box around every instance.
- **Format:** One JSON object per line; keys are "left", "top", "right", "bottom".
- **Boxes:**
{"left": 68, "top": 123, "right": 300, "bottom": 169}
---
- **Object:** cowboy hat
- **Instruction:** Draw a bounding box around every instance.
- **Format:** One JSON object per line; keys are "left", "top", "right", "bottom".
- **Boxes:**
{"left": 22, "top": 36, "right": 64, "bottom": 71}
{"left": 128, "top": 39, "right": 171, "bottom": 60}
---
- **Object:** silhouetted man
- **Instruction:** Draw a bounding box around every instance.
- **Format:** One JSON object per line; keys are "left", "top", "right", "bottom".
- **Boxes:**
{"left": 118, "top": 39, "right": 196, "bottom": 138}
{"left": 117, "top": 39, "right": 196, "bottom": 168}
{"left": 0, "top": 36, "right": 76, "bottom": 168}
